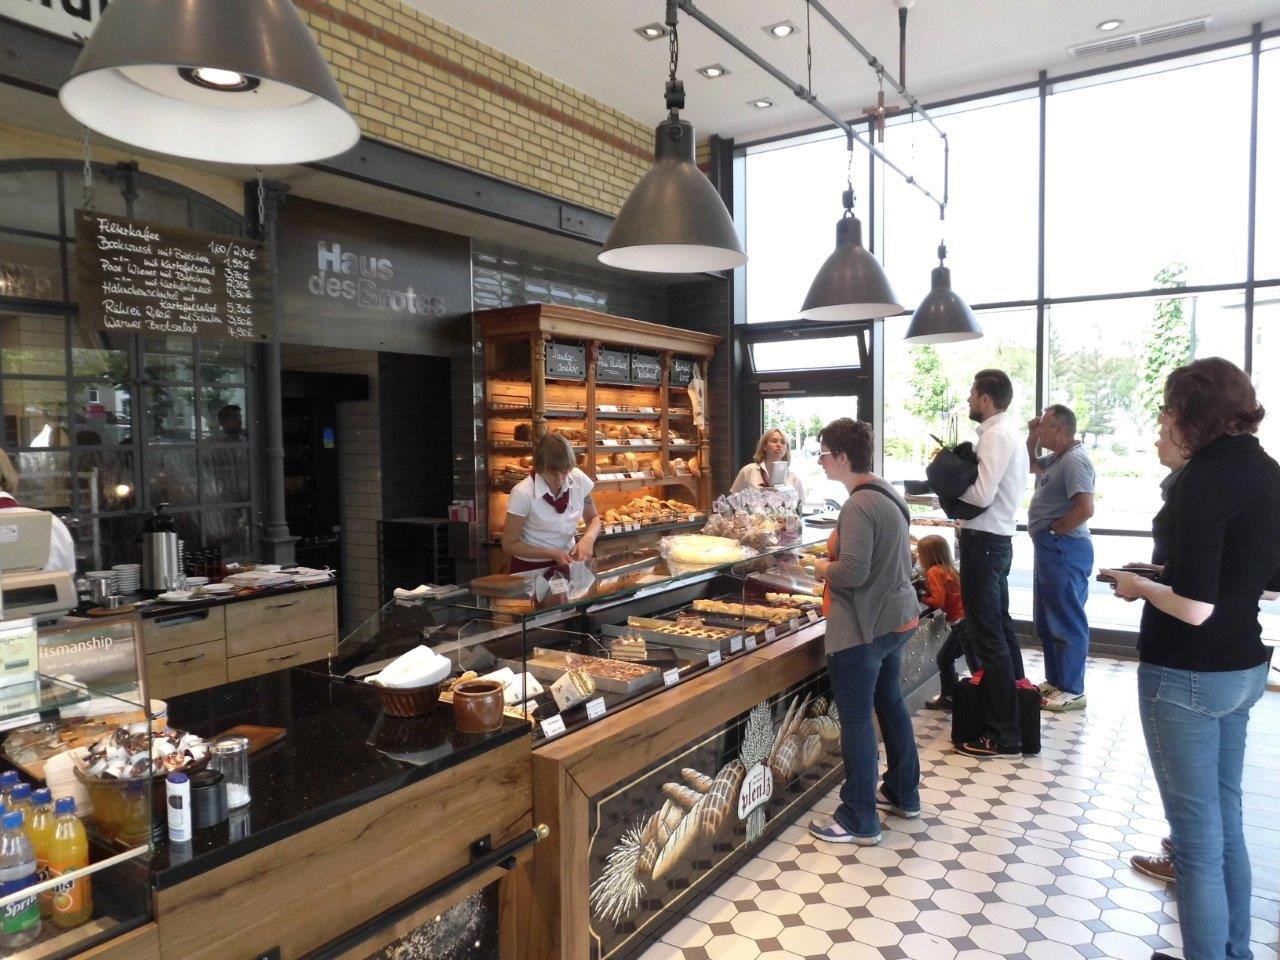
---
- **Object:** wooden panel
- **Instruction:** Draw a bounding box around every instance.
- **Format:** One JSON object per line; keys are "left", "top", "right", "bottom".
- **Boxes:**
{"left": 78, "top": 923, "right": 160, "bottom": 960}
{"left": 226, "top": 634, "right": 334, "bottom": 682}
{"left": 145, "top": 638, "right": 228, "bottom": 700}
{"left": 225, "top": 587, "right": 336, "bottom": 657}
{"left": 140, "top": 606, "right": 226, "bottom": 655}
{"left": 477, "top": 304, "right": 721, "bottom": 357}
{"left": 155, "top": 736, "right": 532, "bottom": 960}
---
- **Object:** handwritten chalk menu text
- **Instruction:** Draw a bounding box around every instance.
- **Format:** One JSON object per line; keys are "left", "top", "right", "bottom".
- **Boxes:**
{"left": 76, "top": 211, "right": 271, "bottom": 343}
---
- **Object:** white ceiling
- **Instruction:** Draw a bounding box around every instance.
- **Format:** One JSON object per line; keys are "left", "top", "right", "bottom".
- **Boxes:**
{"left": 410, "top": 0, "right": 1280, "bottom": 142}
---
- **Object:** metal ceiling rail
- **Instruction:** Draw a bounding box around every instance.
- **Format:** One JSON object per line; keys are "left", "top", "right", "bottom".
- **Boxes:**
{"left": 675, "top": 0, "right": 948, "bottom": 217}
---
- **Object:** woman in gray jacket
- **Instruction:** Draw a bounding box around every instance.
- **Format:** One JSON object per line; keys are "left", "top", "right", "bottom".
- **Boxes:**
{"left": 810, "top": 418, "right": 922, "bottom": 845}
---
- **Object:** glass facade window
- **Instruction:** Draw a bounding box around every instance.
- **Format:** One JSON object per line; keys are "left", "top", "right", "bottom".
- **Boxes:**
{"left": 0, "top": 163, "right": 254, "bottom": 567}
{"left": 749, "top": 335, "right": 861, "bottom": 372}
{"left": 1257, "top": 45, "right": 1280, "bottom": 281}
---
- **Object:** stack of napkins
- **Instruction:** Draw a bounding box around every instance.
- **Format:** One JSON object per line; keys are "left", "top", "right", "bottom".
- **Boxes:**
{"left": 224, "top": 570, "right": 293, "bottom": 588}
{"left": 393, "top": 583, "right": 466, "bottom": 601}
{"left": 369, "top": 645, "right": 452, "bottom": 688}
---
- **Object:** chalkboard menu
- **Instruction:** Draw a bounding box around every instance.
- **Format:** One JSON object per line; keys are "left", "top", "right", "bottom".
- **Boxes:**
{"left": 76, "top": 211, "right": 270, "bottom": 343}
{"left": 597, "top": 348, "right": 631, "bottom": 384}
{"left": 545, "top": 340, "right": 586, "bottom": 380}
{"left": 631, "top": 352, "right": 662, "bottom": 385}
{"left": 671, "top": 357, "right": 695, "bottom": 387}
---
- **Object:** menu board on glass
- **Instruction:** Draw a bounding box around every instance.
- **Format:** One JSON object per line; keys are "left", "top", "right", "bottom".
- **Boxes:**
{"left": 76, "top": 210, "right": 271, "bottom": 342}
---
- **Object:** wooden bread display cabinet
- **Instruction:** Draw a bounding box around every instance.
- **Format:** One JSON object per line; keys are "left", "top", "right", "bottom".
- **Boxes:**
{"left": 478, "top": 305, "right": 721, "bottom": 567}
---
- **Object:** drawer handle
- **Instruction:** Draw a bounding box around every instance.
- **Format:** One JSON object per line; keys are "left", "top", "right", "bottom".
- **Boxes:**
{"left": 267, "top": 652, "right": 300, "bottom": 663}
{"left": 163, "top": 653, "right": 205, "bottom": 666}
{"left": 157, "top": 611, "right": 209, "bottom": 628}
{"left": 266, "top": 601, "right": 297, "bottom": 610}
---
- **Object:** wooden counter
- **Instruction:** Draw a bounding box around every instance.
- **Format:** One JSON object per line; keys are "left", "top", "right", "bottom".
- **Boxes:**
{"left": 508, "top": 622, "right": 834, "bottom": 960}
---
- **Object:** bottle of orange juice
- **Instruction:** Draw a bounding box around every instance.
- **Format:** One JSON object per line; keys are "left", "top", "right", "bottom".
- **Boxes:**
{"left": 47, "top": 798, "right": 91, "bottom": 929}
{"left": 24, "top": 789, "right": 53, "bottom": 919}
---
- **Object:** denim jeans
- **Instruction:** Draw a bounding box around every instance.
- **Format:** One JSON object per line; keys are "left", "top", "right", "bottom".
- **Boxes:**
{"left": 1031, "top": 530, "right": 1094, "bottom": 695}
{"left": 959, "top": 529, "right": 1024, "bottom": 748}
{"left": 827, "top": 627, "right": 921, "bottom": 837}
{"left": 936, "top": 619, "right": 979, "bottom": 700}
{"left": 1139, "top": 662, "right": 1267, "bottom": 960}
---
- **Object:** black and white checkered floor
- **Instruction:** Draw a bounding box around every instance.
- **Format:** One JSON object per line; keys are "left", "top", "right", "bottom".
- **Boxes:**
{"left": 640, "top": 653, "right": 1280, "bottom": 960}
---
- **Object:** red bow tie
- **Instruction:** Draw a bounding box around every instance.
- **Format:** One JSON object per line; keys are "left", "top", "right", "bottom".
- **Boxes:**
{"left": 542, "top": 490, "right": 570, "bottom": 513}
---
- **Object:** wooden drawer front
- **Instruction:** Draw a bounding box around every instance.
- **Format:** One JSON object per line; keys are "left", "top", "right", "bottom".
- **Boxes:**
{"left": 146, "top": 639, "right": 227, "bottom": 699}
{"left": 141, "top": 607, "right": 227, "bottom": 655}
{"left": 226, "top": 589, "right": 334, "bottom": 657}
{"left": 227, "top": 634, "right": 334, "bottom": 682}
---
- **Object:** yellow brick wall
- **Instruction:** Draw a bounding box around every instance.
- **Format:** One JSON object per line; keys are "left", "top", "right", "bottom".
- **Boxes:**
{"left": 296, "top": 0, "right": 659, "bottom": 216}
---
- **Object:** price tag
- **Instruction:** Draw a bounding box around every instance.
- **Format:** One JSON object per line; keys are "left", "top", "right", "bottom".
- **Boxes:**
{"left": 790, "top": 617, "right": 801, "bottom": 633}
{"left": 806, "top": 609, "right": 819, "bottom": 624}
{"left": 628, "top": 473, "right": 648, "bottom": 481}
{"left": 598, "top": 404, "right": 619, "bottom": 413}
{"left": 586, "top": 697, "right": 607, "bottom": 721}
{"left": 663, "top": 668, "right": 680, "bottom": 687}
{"left": 745, "top": 634, "right": 758, "bottom": 652}
{"left": 540, "top": 715, "right": 566, "bottom": 738}
{"left": 730, "top": 635, "right": 743, "bottom": 653}
{"left": 628, "top": 438, "right": 649, "bottom": 446}
{"left": 707, "top": 650, "right": 722, "bottom": 668}
{"left": 765, "top": 627, "right": 778, "bottom": 643}
{"left": 0, "top": 712, "right": 39, "bottom": 734}
{"left": 603, "top": 439, "right": 620, "bottom": 446}
{"left": 639, "top": 406, "right": 655, "bottom": 414}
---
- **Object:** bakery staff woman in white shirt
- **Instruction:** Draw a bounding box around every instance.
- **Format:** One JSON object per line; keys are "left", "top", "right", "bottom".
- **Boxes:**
{"left": 501, "top": 433, "right": 603, "bottom": 573}
{"left": 0, "top": 449, "right": 75, "bottom": 574}
{"left": 730, "top": 429, "right": 806, "bottom": 506}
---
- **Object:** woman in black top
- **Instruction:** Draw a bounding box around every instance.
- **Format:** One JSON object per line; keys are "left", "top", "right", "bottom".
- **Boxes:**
{"left": 1109, "top": 358, "right": 1280, "bottom": 960}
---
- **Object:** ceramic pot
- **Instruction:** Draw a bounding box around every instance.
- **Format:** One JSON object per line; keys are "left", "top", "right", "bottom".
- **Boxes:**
{"left": 452, "top": 679, "right": 505, "bottom": 733}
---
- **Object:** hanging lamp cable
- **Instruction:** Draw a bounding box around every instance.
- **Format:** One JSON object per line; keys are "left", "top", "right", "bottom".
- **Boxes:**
{"left": 805, "top": 0, "right": 813, "bottom": 98}
{"left": 81, "top": 128, "right": 94, "bottom": 211}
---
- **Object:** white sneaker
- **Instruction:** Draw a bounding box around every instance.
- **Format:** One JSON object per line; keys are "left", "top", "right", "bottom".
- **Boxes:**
{"left": 1037, "top": 680, "right": 1057, "bottom": 696}
{"left": 1042, "top": 689, "right": 1086, "bottom": 712}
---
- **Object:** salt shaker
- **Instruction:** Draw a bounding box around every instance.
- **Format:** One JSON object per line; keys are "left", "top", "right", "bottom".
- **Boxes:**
{"left": 210, "top": 735, "right": 250, "bottom": 809}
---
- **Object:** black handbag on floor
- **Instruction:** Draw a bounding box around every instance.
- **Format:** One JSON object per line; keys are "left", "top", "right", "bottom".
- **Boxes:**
{"left": 950, "top": 676, "right": 1042, "bottom": 756}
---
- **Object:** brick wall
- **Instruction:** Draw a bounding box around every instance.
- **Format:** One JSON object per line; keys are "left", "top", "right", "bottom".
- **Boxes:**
{"left": 297, "top": 0, "right": 654, "bottom": 215}
{"left": 280, "top": 345, "right": 382, "bottom": 633}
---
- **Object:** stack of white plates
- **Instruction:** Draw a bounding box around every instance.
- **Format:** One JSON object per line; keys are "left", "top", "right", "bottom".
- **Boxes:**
{"left": 111, "top": 563, "right": 141, "bottom": 595}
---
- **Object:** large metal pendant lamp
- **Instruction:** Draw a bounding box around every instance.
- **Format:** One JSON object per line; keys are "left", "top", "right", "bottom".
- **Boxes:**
{"left": 905, "top": 242, "right": 982, "bottom": 342}
{"left": 799, "top": 138, "right": 903, "bottom": 321}
{"left": 59, "top": 0, "right": 360, "bottom": 165}
{"left": 599, "top": 2, "right": 746, "bottom": 273}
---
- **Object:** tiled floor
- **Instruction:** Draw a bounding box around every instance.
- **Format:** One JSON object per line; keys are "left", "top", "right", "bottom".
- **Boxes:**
{"left": 640, "top": 653, "right": 1280, "bottom": 960}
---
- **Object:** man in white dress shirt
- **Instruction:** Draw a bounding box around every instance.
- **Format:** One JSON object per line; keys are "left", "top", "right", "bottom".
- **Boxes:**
{"left": 954, "top": 369, "right": 1030, "bottom": 759}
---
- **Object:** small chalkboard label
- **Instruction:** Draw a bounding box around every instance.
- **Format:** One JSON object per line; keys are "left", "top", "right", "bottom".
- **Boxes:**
{"left": 671, "top": 357, "right": 695, "bottom": 387}
{"left": 631, "top": 352, "right": 661, "bottom": 385}
{"left": 546, "top": 341, "right": 586, "bottom": 380}
{"left": 597, "top": 348, "right": 631, "bottom": 384}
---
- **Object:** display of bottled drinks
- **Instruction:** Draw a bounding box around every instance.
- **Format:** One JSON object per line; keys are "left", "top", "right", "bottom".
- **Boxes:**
{"left": 0, "top": 770, "right": 92, "bottom": 947}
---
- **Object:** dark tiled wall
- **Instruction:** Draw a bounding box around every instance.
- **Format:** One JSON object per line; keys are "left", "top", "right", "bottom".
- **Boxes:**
{"left": 380, "top": 353, "right": 453, "bottom": 519}
{"left": 667, "top": 277, "right": 735, "bottom": 495}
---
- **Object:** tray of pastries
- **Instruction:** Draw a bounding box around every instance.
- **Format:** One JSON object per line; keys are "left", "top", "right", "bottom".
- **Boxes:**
{"left": 621, "top": 615, "right": 741, "bottom": 651}
{"left": 690, "top": 599, "right": 803, "bottom": 624}
{"left": 526, "top": 648, "right": 662, "bottom": 694}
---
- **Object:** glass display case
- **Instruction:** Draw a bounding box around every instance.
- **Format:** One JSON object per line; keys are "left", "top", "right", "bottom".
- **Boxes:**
{"left": 0, "top": 616, "right": 161, "bottom": 959}
{"left": 326, "top": 530, "right": 831, "bottom": 745}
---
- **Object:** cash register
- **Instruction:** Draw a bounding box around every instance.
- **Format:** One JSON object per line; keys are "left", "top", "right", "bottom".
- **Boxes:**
{"left": 0, "top": 508, "right": 77, "bottom": 625}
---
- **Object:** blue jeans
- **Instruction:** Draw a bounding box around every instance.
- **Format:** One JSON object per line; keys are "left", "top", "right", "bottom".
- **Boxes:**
{"left": 1139, "top": 662, "right": 1267, "bottom": 960}
{"left": 827, "top": 628, "right": 921, "bottom": 837}
{"left": 1031, "top": 530, "right": 1094, "bottom": 695}
{"left": 959, "top": 530, "right": 1024, "bottom": 748}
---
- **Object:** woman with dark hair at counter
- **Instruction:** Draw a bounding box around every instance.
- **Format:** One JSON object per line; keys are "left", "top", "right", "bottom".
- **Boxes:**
{"left": 808, "top": 417, "right": 921, "bottom": 845}
{"left": 501, "top": 432, "right": 602, "bottom": 572}
{"left": 1106, "top": 358, "right": 1280, "bottom": 960}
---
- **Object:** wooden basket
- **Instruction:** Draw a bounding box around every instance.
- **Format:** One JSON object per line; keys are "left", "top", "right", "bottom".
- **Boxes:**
{"left": 369, "top": 680, "right": 442, "bottom": 718}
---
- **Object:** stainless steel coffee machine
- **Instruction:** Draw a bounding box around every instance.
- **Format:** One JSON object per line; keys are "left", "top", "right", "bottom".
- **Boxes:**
{"left": 139, "top": 503, "right": 180, "bottom": 593}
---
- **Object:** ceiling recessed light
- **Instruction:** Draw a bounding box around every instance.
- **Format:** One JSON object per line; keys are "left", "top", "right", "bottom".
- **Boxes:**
{"left": 764, "top": 20, "right": 798, "bottom": 38}
{"left": 1097, "top": 18, "right": 1123, "bottom": 31}
{"left": 634, "top": 23, "right": 668, "bottom": 40}
{"left": 697, "top": 64, "right": 729, "bottom": 79}
{"left": 749, "top": 98, "right": 774, "bottom": 109}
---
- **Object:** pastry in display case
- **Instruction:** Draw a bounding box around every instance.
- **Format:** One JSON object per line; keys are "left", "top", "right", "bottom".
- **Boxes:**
{"left": 477, "top": 304, "right": 720, "bottom": 568}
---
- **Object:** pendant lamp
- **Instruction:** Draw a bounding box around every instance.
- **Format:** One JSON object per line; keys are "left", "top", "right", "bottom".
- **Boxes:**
{"left": 799, "top": 183, "right": 903, "bottom": 322}
{"left": 904, "top": 243, "right": 982, "bottom": 342}
{"left": 599, "top": 5, "right": 746, "bottom": 273}
{"left": 59, "top": 0, "right": 360, "bottom": 166}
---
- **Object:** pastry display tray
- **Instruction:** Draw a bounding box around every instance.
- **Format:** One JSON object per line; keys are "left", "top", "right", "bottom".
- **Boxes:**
{"left": 525, "top": 647, "right": 665, "bottom": 695}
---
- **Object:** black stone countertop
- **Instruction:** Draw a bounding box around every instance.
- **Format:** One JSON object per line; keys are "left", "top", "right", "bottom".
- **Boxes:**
{"left": 137, "top": 578, "right": 338, "bottom": 619}
{"left": 150, "top": 667, "right": 527, "bottom": 890}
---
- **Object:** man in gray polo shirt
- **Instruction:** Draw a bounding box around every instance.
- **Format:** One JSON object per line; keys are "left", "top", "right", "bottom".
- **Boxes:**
{"left": 1026, "top": 404, "right": 1096, "bottom": 712}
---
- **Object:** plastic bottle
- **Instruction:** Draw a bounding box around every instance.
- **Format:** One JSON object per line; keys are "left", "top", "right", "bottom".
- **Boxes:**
{"left": 0, "top": 772, "right": 18, "bottom": 812}
{"left": 26, "top": 790, "right": 53, "bottom": 919}
{"left": 6, "top": 785, "right": 32, "bottom": 827}
{"left": 48, "top": 798, "right": 91, "bottom": 929}
{"left": 0, "top": 810, "right": 40, "bottom": 947}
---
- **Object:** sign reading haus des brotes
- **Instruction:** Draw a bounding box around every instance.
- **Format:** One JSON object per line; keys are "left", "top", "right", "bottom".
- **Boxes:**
{"left": 3, "top": 0, "right": 110, "bottom": 42}
{"left": 277, "top": 197, "right": 470, "bottom": 354}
